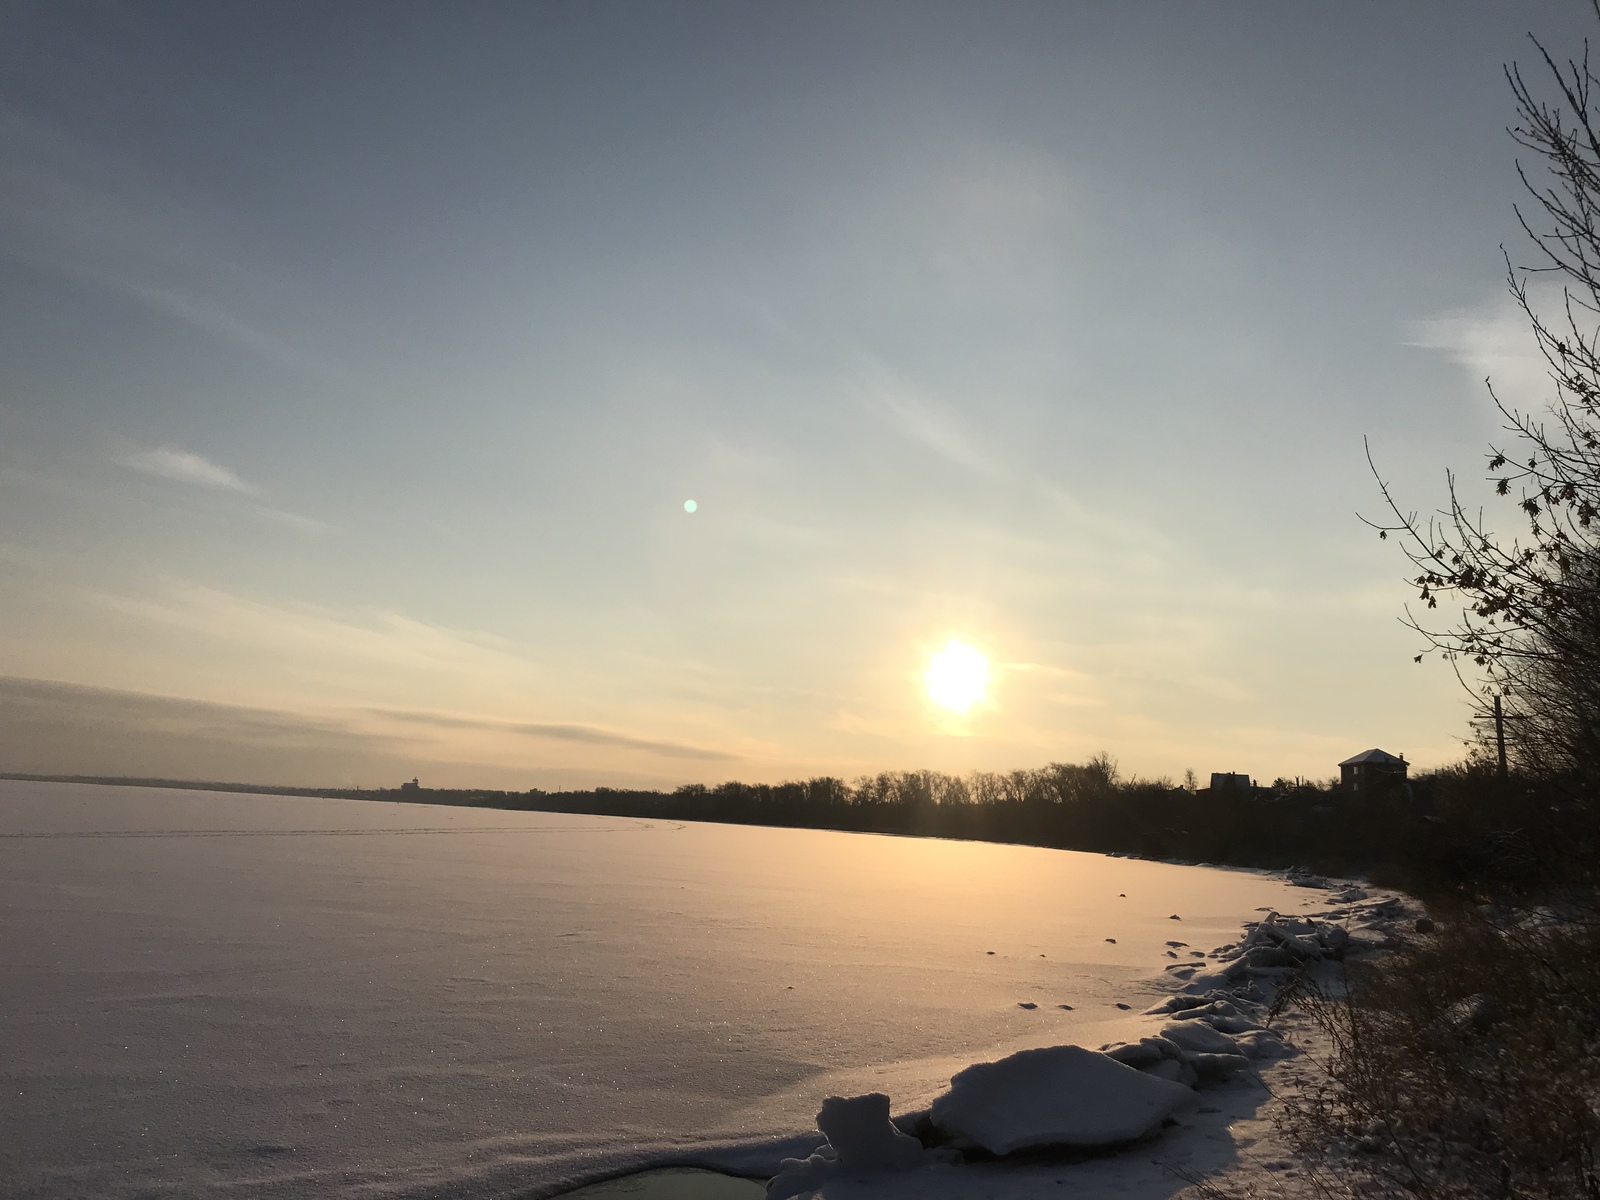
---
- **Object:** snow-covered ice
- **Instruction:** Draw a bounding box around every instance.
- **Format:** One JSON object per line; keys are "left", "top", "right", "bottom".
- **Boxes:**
{"left": 0, "top": 779, "right": 1319, "bottom": 1198}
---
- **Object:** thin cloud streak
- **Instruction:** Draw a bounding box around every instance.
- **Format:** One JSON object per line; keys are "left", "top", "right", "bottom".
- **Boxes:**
{"left": 118, "top": 447, "right": 256, "bottom": 494}
{"left": 0, "top": 108, "right": 321, "bottom": 371}
{"left": 853, "top": 360, "right": 997, "bottom": 474}
{"left": 1406, "top": 294, "right": 1553, "bottom": 407}
{"left": 366, "top": 708, "right": 738, "bottom": 762}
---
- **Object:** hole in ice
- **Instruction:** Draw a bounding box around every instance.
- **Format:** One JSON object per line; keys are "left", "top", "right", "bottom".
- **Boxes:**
{"left": 555, "top": 1167, "right": 764, "bottom": 1200}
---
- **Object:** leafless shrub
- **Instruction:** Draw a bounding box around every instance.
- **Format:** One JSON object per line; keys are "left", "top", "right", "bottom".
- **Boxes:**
{"left": 1279, "top": 910, "right": 1600, "bottom": 1200}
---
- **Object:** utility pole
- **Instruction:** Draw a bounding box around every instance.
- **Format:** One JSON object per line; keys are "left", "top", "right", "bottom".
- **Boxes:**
{"left": 1494, "top": 695, "right": 1508, "bottom": 779}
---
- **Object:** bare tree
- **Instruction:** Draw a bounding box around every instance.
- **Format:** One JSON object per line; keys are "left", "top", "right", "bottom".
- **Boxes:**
{"left": 1368, "top": 9, "right": 1600, "bottom": 786}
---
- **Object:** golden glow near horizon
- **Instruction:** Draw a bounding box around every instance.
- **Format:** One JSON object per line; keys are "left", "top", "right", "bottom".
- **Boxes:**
{"left": 925, "top": 639, "right": 989, "bottom": 713}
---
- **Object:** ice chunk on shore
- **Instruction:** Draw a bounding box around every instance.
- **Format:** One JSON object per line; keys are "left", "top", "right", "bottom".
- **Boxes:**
{"left": 1171, "top": 999, "right": 1262, "bottom": 1034}
{"left": 929, "top": 1045, "right": 1196, "bottom": 1155}
{"left": 1142, "top": 1057, "right": 1195, "bottom": 1085}
{"left": 1143, "top": 994, "right": 1211, "bottom": 1016}
{"left": 1184, "top": 1051, "right": 1250, "bottom": 1079}
{"left": 767, "top": 1153, "right": 835, "bottom": 1200}
{"left": 1175, "top": 961, "right": 1249, "bottom": 994}
{"left": 1159, "top": 1020, "right": 1242, "bottom": 1056}
{"left": 816, "top": 1094, "right": 929, "bottom": 1172}
{"left": 1233, "top": 1028, "right": 1291, "bottom": 1059}
{"left": 766, "top": 1093, "right": 950, "bottom": 1200}
{"left": 1104, "top": 1036, "right": 1182, "bottom": 1069}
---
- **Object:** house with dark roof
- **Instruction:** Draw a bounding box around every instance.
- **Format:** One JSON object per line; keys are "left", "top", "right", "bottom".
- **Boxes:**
{"left": 1209, "top": 772, "right": 1253, "bottom": 792}
{"left": 1338, "top": 748, "right": 1406, "bottom": 792}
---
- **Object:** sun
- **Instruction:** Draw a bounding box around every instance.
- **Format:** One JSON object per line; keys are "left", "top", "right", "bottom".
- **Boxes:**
{"left": 925, "top": 639, "right": 989, "bottom": 713}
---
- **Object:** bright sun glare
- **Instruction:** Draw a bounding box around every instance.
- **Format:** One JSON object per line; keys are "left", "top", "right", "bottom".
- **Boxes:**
{"left": 925, "top": 639, "right": 989, "bottom": 713}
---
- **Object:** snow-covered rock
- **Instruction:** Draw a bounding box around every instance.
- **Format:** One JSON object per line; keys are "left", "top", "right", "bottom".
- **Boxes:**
{"left": 929, "top": 1045, "right": 1196, "bottom": 1155}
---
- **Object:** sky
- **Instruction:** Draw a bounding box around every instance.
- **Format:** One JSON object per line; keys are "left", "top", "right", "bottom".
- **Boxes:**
{"left": 0, "top": 1, "right": 1590, "bottom": 790}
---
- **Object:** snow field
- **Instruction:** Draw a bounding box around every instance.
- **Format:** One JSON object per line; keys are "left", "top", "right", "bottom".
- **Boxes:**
{"left": 1, "top": 779, "right": 1324, "bottom": 1199}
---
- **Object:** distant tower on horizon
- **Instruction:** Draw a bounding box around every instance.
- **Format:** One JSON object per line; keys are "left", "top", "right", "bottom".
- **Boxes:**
{"left": 400, "top": 777, "right": 420, "bottom": 792}
{"left": 1338, "top": 749, "right": 1407, "bottom": 792}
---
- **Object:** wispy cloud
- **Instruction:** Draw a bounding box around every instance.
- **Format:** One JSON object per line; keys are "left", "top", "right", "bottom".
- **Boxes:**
{"left": 0, "top": 108, "right": 318, "bottom": 370}
{"left": 87, "top": 584, "right": 524, "bottom": 678}
{"left": 1406, "top": 294, "right": 1552, "bottom": 408}
{"left": 367, "top": 708, "right": 738, "bottom": 761}
{"left": 118, "top": 447, "right": 256, "bottom": 494}
{"left": 852, "top": 360, "right": 995, "bottom": 473}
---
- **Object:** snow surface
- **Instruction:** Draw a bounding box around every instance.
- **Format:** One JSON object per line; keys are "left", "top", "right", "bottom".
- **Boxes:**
{"left": 0, "top": 780, "right": 1314, "bottom": 1199}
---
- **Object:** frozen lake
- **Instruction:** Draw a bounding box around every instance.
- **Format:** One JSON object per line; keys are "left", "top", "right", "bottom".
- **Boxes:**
{"left": 1, "top": 780, "right": 1312, "bottom": 1199}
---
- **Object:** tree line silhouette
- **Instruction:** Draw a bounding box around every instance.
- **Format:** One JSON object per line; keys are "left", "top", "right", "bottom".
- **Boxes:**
{"left": 346, "top": 754, "right": 1570, "bottom": 896}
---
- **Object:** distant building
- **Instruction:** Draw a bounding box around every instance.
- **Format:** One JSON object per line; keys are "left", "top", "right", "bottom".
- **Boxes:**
{"left": 400, "top": 777, "right": 420, "bottom": 792}
{"left": 1338, "top": 749, "right": 1407, "bottom": 792}
{"left": 1209, "top": 772, "right": 1253, "bottom": 792}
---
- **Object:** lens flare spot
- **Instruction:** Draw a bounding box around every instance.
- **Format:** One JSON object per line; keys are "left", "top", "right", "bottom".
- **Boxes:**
{"left": 683, "top": 499, "right": 697, "bottom": 513}
{"left": 925, "top": 639, "right": 989, "bottom": 713}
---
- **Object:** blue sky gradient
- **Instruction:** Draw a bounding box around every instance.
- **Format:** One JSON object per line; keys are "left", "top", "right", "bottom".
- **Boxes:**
{"left": 0, "top": 2, "right": 1586, "bottom": 787}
